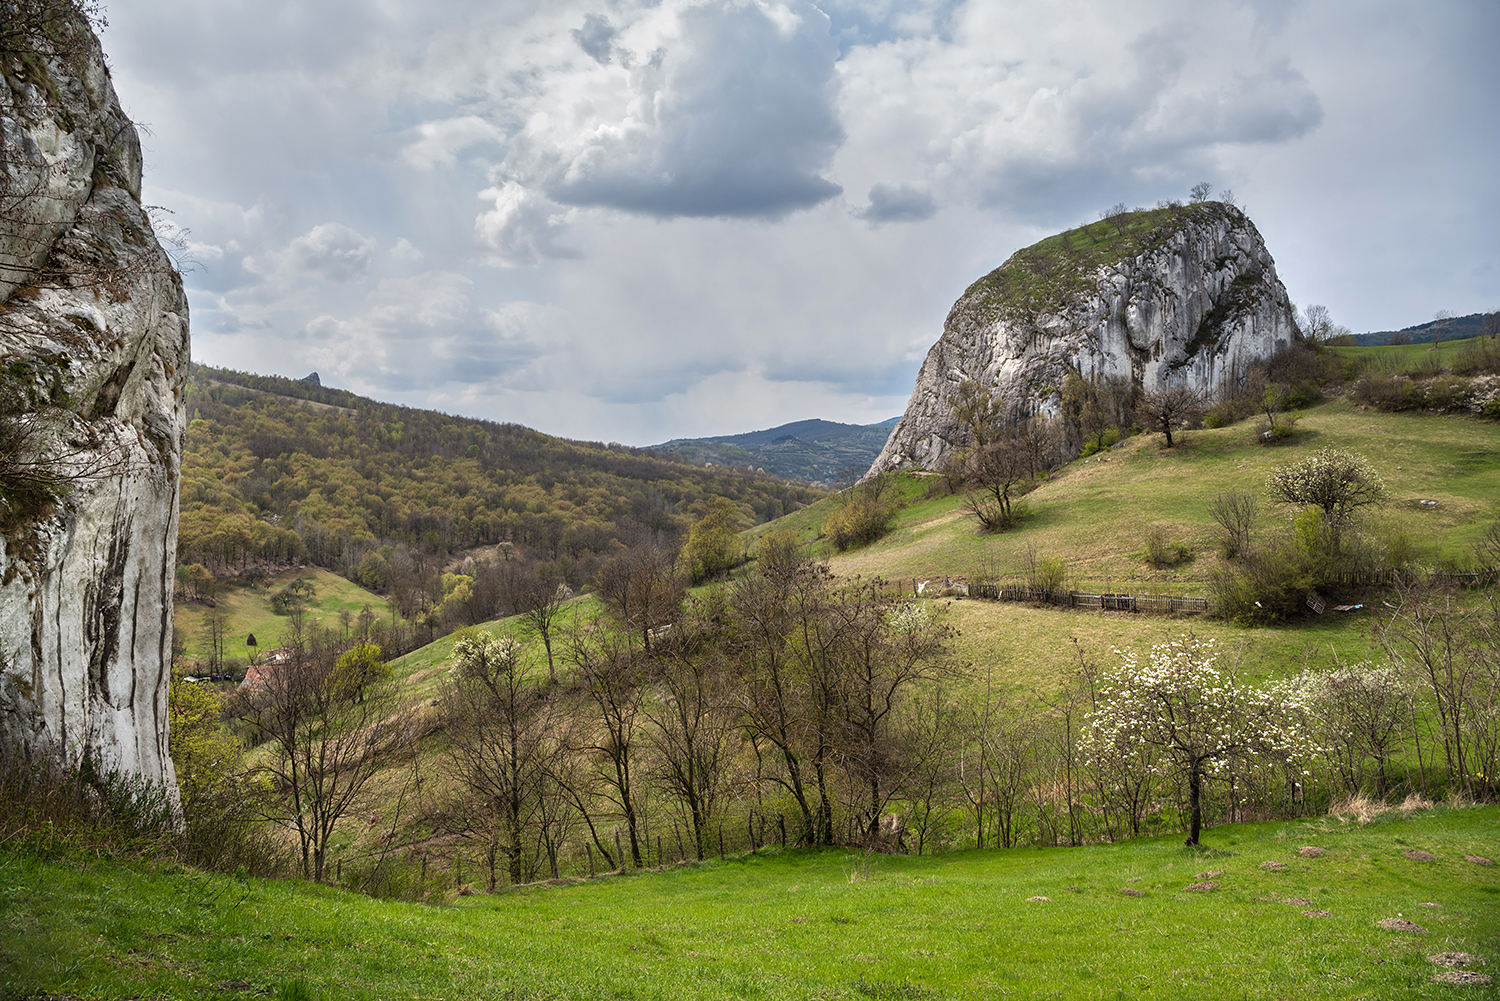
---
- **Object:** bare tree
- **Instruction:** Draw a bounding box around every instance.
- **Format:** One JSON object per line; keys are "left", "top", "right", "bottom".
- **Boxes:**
{"left": 1378, "top": 584, "right": 1500, "bottom": 799}
{"left": 242, "top": 628, "right": 411, "bottom": 881}
{"left": 565, "top": 628, "right": 647, "bottom": 867}
{"left": 1307, "top": 662, "right": 1412, "bottom": 797}
{"left": 517, "top": 580, "right": 571, "bottom": 683}
{"left": 1135, "top": 385, "right": 1208, "bottom": 448}
{"left": 1189, "top": 181, "right": 1214, "bottom": 204}
{"left": 441, "top": 632, "right": 556, "bottom": 889}
{"left": 948, "top": 378, "right": 1006, "bottom": 449}
{"left": 593, "top": 545, "right": 684, "bottom": 654}
{"left": 1209, "top": 491, "right": 1258, "bottom": 560}
{"left": 1432, "top": 309, "right": 1454, "bottom": 350}
{"left": 831, "top": 594, "right": 952, "bottom": 844}
{"left": 643, "top": 611, "right": 736, "bottom": 859}
{"left": 730, "top": 558, "right": 839, "bottom": 846}
{"left": 961, "top": 418, "right": 1057, "bottom": 532}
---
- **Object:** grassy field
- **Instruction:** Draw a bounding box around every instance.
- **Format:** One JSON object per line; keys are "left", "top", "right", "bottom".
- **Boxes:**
{"left": 381, "top": 594, "right": 603, "bottom": 705}
{"left": 173, "top": 569, "right": 402, "bottom": 671}
{"left": 938, "top": 598, "right": 1386, "bottom": 691}
{"left": 820, "top": 396, "right": 1500, "bottom": 589}
{"left": 4, "top": 805, "right": 1495, "bottom": 1000}
{"left": 1326, "top": 335, "right": 1490, "bottom": 375}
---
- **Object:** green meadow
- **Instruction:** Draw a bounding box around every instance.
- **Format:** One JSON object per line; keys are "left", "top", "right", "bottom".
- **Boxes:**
{"left": 4, "top": 805, "right": 1495, "bottom": 1000}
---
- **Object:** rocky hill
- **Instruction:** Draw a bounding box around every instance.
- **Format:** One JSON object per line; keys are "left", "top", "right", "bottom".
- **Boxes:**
{"left": 869, "top": 203, "right": 1296, "bottom": 475}
{"left": 0, "top": 6, "right": 187, "bottom": 791}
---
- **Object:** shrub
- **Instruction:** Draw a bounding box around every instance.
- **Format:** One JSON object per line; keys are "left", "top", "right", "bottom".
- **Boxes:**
{"left": 1079, "top": 427, "right": 1120, "bottom": 456}
{"left": 824, "top": 481, "right": 899, "bottom": 551}
{"left": 1281, "top": 380, "right": 1321, "bottom": 409}
{"left": 1255, "top": 411, "right": 1299, "bottom": 445}
{"left": 1024, "top": 548, "right": 1067, "bottom": 595}
{"left": 1450, "top": 338, "right": 1500, "bottom": 377}
{"left": 1142, "top": 526, "right": 1193, "bottom": 568}
{"left": 1351, "top": 373, "right": 1423, "bottom": 411}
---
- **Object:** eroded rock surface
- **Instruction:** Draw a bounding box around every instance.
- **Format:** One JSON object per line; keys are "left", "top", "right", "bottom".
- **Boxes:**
{"left": 869, "top": 203, "right": 1296, "bottom": 475}
{"left": 1, "top": 11, "right": 188, "bottom": 792}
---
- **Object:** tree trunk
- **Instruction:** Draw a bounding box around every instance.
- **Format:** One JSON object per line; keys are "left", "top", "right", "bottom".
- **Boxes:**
{"left": 1186, "top": 762, "right": 1203, "bottom": 846}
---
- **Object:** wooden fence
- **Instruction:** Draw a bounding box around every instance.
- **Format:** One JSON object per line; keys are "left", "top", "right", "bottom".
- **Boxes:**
{"left": 903, "top": 563, "right": 1498, "bottom": 619}
{"left": 1329, "top": 567, "right": 1499, "bottom": 589}
{"left": 925, "top": 580, "right": 1212, "bottom": 616}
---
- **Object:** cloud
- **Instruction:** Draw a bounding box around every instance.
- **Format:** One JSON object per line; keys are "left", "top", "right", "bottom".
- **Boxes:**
{"left": 399, "top": 115, "right": 502, "bottom": 170}
{"left": 834, "top": 0, "right": 1325, "bottom": 220}
{"left": 390, "top": 237, "right": 423, "bottom": 262}
{"left": 571, "top": 13, "right": 618, "bottom": 64}
{"left": 857, "top": 182, "right": 936, "bottom": 223}
{"left": 503, "top": 0, "right": 845, "bottom": 221}
{"left": 245, "top": 222, "right": 376, "bottom": 284}
{"left": 301, "top": 272, "right": 556, "bottom": 388}
{"left": 475, "top": 182, "right": 578, "bottom": 267}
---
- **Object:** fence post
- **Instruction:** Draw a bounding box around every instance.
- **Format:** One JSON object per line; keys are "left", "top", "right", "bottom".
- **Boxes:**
{"left": 779, "top": 813, "right": 786, "bottom": 848}
{"left": 657, "top": 835, "right": 663, "bottom": 869}
{"left": 718, "top": 822, "right": 725, "bottom": 860}
{"left": 615, "top": 829, "right": 624, "bottom": 870}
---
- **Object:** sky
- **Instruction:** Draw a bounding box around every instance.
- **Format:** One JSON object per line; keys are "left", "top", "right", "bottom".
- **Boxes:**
{"left": 102, "top": 0, "right": 1499, "bottom": 446}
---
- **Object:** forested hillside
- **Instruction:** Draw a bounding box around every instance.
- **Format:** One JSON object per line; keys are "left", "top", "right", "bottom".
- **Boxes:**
{"left": 178, "top": 365, "right": 823, "bottom": 611}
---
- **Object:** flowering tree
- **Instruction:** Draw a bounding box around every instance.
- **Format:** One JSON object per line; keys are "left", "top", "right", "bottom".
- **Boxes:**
{"left": 1267, "top": 447, "right": 1385, "bottom": 525}
{"left": 1082, "top": 635, "right": 1315, "bottom": 845}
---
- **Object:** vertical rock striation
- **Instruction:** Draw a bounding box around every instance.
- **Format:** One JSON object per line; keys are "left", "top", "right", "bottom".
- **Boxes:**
{"left": 1, "top": 7, "right": 188, "bottom": 793}
{"left": 869, "top": 203, "right": 1296, "bottom": 475}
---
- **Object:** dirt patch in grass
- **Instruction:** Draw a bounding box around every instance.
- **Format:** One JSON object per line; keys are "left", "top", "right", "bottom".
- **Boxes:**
{"left": 1403, "top": 849, "right": 1439, "bottom": 862}
{"left": 1427, "top": 953, "right": 1487, "bottom": 968}
{"left": 1185, "top": 881, "right": 1220, "bottom": 892}
{"left": 1377, "top": 918, "right": 1428, "bottom": 934}
{"left": 1464, "top": 855, "right": 1493, "bottom": 866}
{"left": 1302, "top": 909, "right": 1332, "bottom": 918}
{"left": 1431, "top": 971, "right": 1492, "bottom": 986}
{"left": 1118, "top": 888, "right": 1145, "bottom": 897}
{"left": 1297, "top": 846, "right": 1325, "bottom": 858}
{"left": 1025, "top": 896, "right": 1052, "bottom": 902}
{"left": 1260, "top": 861, "right": 1288, "bottom": 871}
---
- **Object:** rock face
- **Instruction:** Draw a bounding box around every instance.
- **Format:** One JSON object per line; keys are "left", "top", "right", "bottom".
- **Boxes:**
{"left": 869, "top": 203, "right": 1296, "bottom": 475}
{"left": 1, "top": 12, "right": 189, "bottom": 793}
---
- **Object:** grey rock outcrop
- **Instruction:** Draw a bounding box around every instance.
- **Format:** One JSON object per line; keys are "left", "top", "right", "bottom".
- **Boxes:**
{"left": 869, "top": 203, "right": 1296, "bottom": 475}
{"left": 1, "top": 12, "right": 188, "bottom": 793}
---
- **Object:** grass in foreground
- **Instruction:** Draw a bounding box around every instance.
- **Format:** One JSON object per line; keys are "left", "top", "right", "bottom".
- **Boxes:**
{"left": 3, "top": 806, "right": 1496, "bottom": 1000}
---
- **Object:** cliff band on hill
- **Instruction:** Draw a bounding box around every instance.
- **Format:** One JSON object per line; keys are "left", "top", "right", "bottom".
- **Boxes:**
{"left": 0, "top": 7, "right": 189, "bottom": 792}
{"left": 869, "top": 203, "right": 1296, "bottom": 475}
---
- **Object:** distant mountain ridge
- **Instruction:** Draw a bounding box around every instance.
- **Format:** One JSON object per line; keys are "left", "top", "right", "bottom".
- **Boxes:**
{"left": 648, "top": 419, "right": 898, "bottom": 485}
{"left": 1351, "top": 311, "right": 1494, "bottom": 346}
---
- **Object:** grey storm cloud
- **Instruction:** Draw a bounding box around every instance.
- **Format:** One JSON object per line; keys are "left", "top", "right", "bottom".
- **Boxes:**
{"left": 544, "top": 0, "right": 844, "bottom": 219}
{"left": 571, "top": 13, "right": 618, "bottom": 64}
{"left": 858, "top": 183, "right": 937, "bottom": 224}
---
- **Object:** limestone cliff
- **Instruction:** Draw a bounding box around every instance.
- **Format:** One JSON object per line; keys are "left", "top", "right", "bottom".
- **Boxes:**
{"left": 869, "top": 203, "right": 1296, "bottom": 475}
{"left": 0, "top": 8, "right": 189, "bottom": 792}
